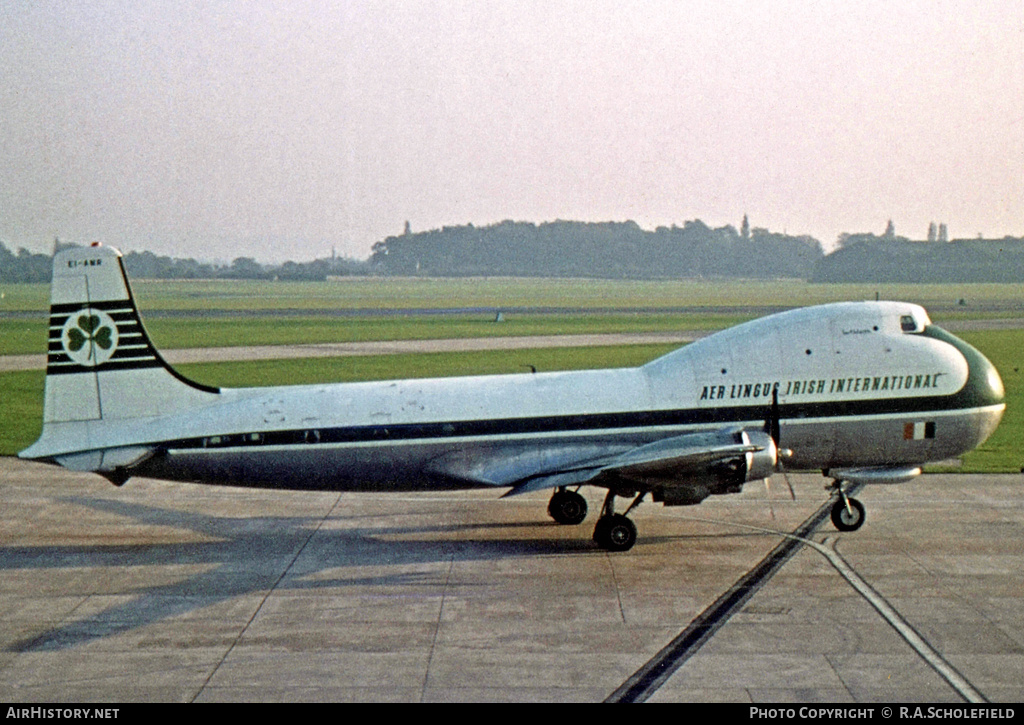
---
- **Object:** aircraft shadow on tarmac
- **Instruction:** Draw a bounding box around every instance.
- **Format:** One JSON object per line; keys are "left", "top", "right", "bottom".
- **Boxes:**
{"left": 5, "top": 493, "right": 665, "bottom": 653}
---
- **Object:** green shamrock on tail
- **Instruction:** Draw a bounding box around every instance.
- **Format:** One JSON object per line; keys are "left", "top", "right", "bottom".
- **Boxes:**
{"left": 67, "top": 314, "right": 114, "bottom": 363}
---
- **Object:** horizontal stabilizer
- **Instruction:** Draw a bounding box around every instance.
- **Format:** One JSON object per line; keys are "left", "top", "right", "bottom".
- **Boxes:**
{"left": 55, "top": 446, "right": 155, "bottom": 473}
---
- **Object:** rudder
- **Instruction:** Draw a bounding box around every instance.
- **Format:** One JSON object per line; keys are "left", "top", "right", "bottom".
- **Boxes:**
{"left": 21, "top": 244, "right": 220, "bottom": 462}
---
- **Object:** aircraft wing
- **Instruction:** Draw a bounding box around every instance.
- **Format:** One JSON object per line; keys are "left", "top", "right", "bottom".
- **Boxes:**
{"left": 501, "top": 428, "right": 778, "bottom": 498}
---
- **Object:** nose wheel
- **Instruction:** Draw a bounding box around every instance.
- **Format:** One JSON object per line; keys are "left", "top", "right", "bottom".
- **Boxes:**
{"left": 829, "top": 482, "right": 866, "bottom": 532}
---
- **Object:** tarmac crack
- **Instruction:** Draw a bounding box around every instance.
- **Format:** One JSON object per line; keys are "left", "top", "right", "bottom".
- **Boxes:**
{"left": 606, "top": 554, "right": 629, "bottom": 625}
{"left": 189, "top": 492, "right": 345, "bottom": 703}
{"left": 420, "top": 554, "right": 455, "bottom": 703}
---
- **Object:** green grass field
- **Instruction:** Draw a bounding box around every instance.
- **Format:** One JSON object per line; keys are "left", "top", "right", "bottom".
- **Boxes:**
{"left": 5, "top": 276, "right": 1024, "bottom": 312}
{"left": 0, "top": 312, "right": 747, "bottom": 356}
{"left": 3, "top": 276, "right": 1022, "bottom": 355}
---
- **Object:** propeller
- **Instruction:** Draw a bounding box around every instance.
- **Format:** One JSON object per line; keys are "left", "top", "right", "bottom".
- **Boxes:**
{"left": 763, "top": 386, "right": 795, "bottom": 518}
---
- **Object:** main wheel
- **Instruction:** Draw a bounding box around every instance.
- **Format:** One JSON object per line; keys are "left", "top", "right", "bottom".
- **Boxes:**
{"left": 548, "top": 489, "right": 588, "bottom": 525}
{"left": 594, "top": 514, "right": 637, "bottom": 552}
{"left": 831, "top": 497, "right": 866, "bottom": 532}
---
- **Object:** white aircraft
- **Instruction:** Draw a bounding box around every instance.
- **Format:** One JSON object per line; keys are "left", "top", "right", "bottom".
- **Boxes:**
{"left": 20, "top": 245, "right": 1005, "bottom": 551}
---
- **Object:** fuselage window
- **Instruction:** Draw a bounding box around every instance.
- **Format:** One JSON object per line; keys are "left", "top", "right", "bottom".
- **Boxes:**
{"left": 900, "top": 315, "right": 918, "bottom": 333}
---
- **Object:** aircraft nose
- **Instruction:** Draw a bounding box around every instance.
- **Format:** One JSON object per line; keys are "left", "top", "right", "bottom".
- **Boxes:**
{"left": 925, "top": 325, "right": 1004, "bottom": 407}
{"left": 961, "top": 336, "right": 1005, "bottom": 407}
{"left": 977, "top": 353, "right": 1005, "bottom": 406}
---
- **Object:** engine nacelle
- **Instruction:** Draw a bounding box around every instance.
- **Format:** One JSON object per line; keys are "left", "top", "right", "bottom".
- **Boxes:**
{"left": 653, "top": 428, "right": 779, "bottom": 506}
{"left": 740, "top": 429, "right": 779, "bottom": 482}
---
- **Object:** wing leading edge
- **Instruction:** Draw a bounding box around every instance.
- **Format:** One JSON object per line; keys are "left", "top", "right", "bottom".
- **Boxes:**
{"left": 500, "top": 427, "right": 779, "bottom": 505}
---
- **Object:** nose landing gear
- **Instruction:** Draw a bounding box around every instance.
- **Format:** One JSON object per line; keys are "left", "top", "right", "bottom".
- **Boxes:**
{"left": 829, "top": 481, "right": 866, "bottom": 532}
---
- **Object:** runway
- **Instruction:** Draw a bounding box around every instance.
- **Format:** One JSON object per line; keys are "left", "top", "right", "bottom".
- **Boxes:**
{"left": 0, "top": 457, "right": 1021, "bottom": 702}
{"left": 0, "top": 332, "right": 699, "bottom": 372}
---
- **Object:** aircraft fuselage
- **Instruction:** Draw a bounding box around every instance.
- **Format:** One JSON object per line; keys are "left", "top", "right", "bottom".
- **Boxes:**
{"left": 71, "top": 302, "right": 1002, "bottom": 494}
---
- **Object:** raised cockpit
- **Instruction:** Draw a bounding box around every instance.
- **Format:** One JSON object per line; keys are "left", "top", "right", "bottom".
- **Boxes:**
{"left": 898, "top": 306, "right": 932, "bottom": 333}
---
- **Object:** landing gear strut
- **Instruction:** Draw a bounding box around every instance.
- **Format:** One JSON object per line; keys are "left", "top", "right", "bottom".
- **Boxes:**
{"left": 829, "top": 481, "right": 866, "bottom": 532}
{"left": 592, "top": 490, "right": 643, "bottom": 552}
{"left": 547, "top": 488, "right": 588, "bottom": 525}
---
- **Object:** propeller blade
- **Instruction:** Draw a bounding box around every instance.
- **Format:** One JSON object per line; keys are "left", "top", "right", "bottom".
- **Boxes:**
{"left": 778, "top": 458, "right": 796, "bottom": 501}
{"left": 762, "top": 386, "right": 795, "bottom": 518}
{"left": 764, "top": 477, "right": 776, "bottom": 520}
{"left": 765, "top": 386, "right": 781, "bottom": 447}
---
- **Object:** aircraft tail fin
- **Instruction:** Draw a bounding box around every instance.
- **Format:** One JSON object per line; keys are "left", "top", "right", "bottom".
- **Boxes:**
{"left": 20, "top": 244, "right": 219, "bottom": 462}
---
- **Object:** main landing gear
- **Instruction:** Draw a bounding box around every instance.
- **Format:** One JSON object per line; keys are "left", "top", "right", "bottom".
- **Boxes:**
{"left": 547, "top": 488, "right": 588, "bottom": 525}
{"left": 547, "top": 487, "right": 643, "bottom": 552}
{"left": 829, "top": 481, "right": 866, "bottom": 532}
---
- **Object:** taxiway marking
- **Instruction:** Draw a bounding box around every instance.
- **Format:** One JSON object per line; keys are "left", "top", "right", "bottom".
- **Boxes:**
{"left": 605, "top": 490, "right": 847, "bottom": 703}
{"left": 814, "top": 535, "right": 986, "bottom": 703}
{"left": 607, "top": 484, "right": 987, "bottom": 704}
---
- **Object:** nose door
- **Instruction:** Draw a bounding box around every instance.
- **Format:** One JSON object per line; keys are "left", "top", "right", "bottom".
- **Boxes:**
{"left": 921, "top": 325, "right": 1004, "bottom": 409}
{"left": 921, "top": 325, "right": 1005, "bottom": 454}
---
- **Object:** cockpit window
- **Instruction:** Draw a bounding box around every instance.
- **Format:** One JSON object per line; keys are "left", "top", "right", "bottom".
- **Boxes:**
{"left": 900, "top": 315, "right": 918, "bottom": 332}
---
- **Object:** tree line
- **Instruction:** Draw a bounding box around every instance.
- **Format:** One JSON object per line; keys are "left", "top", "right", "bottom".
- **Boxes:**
{"left": 370, "top": 218, "right": 823, "bottom": 279}
{"left": 369, "top": 219, "right": 1024, "bottom": 282}
{"left": 3, "top": 221, "right": 1023, "bottom": 283}
{"left": 812, "top": 236, "right": 1024, "bottom": 283}
{"left": 0, "top": 242, "right": 369, "bottom": 283}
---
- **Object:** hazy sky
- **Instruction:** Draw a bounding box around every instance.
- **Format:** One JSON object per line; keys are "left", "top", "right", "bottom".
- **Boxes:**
{"left": 2, "top": 0, "right": 1022, "bottom": 262}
